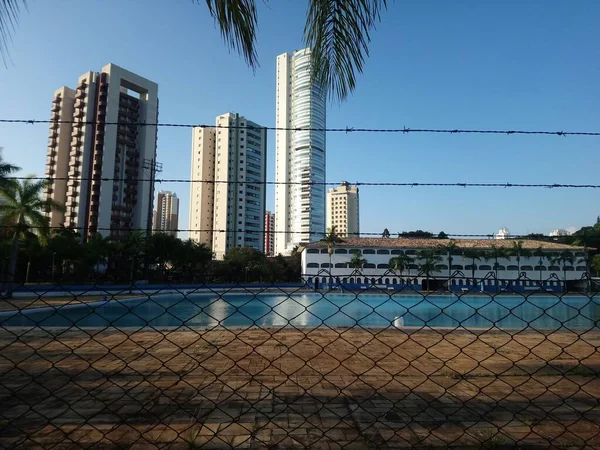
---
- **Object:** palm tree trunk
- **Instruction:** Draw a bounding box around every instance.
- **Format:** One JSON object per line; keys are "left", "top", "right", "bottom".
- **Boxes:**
{"left": 25, "top": 257, "right": 31, "bottom": 284}
{"left": 6, "top": 231, "right": 20, "bottom": 299}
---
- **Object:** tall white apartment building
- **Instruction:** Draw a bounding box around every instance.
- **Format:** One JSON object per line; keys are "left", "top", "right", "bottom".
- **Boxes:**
{"left": 189, "top": 127, "right": 216, "bottom": 246}
{"left": 189, "top": 113, "right": 267, "bottom": 259}
{"left": 275, "top": 48, "right": 326, "bottom": 255}
{"left": 45, "top": 63, "right": 159, "bottom": 239}
{"left": 326, "top": 182, "right": 359, "bottom": 238}
{"left": 153, "top": 191, "right": 179, "bottom": 237}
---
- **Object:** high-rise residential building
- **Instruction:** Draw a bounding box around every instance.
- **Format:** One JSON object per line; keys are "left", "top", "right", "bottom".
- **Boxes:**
{"left": 153, "top": 191, "right": 179, "bottom": 237}
{"left": 45, "top": 63, "right": 159, "bottom": 239}
{"left": 189, "top": 113, "right": 267, "bottom": 259}
{"left": 326, "top": 182, "right": 359, "bottom": 238}
{"left": 275, "top": 48, "right": 326, "bottom": 255}
{"left": 495, "top": 227, "right": 511, "bottom": 240}
{"left": 189, "top": 127, "right": 216, "bottom": 246}
{"left": 264, "top": 211, "right": 275, "bottom": 256}
{"left": 549, "top": 229, "right": 572, "bottom": 237}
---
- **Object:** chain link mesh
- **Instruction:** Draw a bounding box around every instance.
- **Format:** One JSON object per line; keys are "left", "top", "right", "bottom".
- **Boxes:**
{"left": 1, "top": 273, "right": 599, "bottom": 449}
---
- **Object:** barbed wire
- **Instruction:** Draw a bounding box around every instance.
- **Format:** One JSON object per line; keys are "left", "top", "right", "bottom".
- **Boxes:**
{"left": 2, "top": 118, "right": 600, "bottom": 136}
{"left": 1, "top": 224, "right": 582, "bottom": 240}
{"left": 9, "top": 175, "right": 600, "bottom": 189}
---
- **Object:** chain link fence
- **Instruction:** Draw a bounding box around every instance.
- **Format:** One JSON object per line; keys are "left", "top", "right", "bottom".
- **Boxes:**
{"left": 1, "top": 274, "right": 599, "bottom": 449}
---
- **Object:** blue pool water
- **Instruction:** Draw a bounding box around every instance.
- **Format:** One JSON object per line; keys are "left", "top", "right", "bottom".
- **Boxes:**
{"left": 1, "top": 293, "right": 599, "bottom": 330}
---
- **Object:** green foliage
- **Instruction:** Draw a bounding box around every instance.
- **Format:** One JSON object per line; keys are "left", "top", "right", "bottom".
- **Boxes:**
{"left": 398, "top": 230, "right": 434, "bottom": 239}
{"left": 381, "top": 228, "right": 390, "bottom": 238}
{"left": 591, "top": 254, "right": 600, "bottom": 276}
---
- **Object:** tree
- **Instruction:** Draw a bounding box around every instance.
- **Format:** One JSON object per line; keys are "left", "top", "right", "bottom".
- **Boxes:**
{"left": 348, "top": 251, "right": 367, "bottom": 274}
{"left": 223, "top": 246, "right": 267, "bottom": 282}
{"left": 1, "top": 0, "right": 389, "bottom": 102}
{"left": 438, "top": 239, "right": 457, "bottom": 282}
{"left": 510, "top": 240, "right": 532, "bottom": 274}
{"left": 462, "top": 249, "right": 484, "bottom": 285}
{"left": 484, "top": 244, "right": 508, "bottom": 281}
{"left": 0, "top": 148, "right": 20, "bottom": 191}
{"left": 389, "top": 253, "right": 412, "bottom": 281}
{"left": 532, "top": 246, "right": 547, "bottom": 283}
{"left": 322, "top": 225, "right": 344, "bottom": 277}
{"left": 551, "top": 250, "right": 575, "bottom": 291}
{"left": 0, "top": 177, "right": 64, "bottom": 297}
{"left": 437, "top": 231, "right": 448, "bottom": 239}
{"left": 591, "top": 254, "right": 600, "bottom": 276}
{"left": 382, "top": 228, "right": 390, "bottom": 238}
{"left": 399, "top": 230, "right": 434, "bottom": 239}
{"left": 416, "top": 249, "right": 441, "bottom": 291}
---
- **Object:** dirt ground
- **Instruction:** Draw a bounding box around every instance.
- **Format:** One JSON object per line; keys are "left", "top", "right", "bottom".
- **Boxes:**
{"left": 0, "top": 327, "right": 599, "bottom": 449}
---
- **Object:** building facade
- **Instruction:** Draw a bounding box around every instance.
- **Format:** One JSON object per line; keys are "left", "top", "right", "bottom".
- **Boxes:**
{"left": 153, "top": 191, "right": 179, "bottom": 237}
{"left": 495, "top": 227, "right": 511, "bottom": 239}
{"left": 275, "top": 48, "right": 327, "bottom": 255}
{"left": 45, "top": 63, "right": 159, "bottom": 239}
{"left": 326, "top": 182, "right": 359, "bottom": 237}
{"left": 302, "top": 238, "right": 588, "bottom": 292}
{"left": 549, "top": 229, "right": 572, "bottom": 237}
{"left": 189, "top": 127, "right": 216, "bottom": 246}
{"left": 264, "top": 211, "right": 275, "bottom": 256}
{"left": 189, "top": 113, "right": 267, "bottom": 259}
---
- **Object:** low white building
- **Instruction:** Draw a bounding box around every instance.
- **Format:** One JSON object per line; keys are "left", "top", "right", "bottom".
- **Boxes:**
{"left": 301, "top": 238, "right": 588, "bottom": 292}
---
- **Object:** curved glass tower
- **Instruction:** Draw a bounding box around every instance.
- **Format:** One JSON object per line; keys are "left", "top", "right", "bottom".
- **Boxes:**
{"left": 275, "top": 49, "right": 326, "bottom": 255}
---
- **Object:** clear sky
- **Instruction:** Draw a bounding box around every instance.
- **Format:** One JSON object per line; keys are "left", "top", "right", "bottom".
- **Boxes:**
{"left": 0, "top": 0, "right": 599, "bottom": 238}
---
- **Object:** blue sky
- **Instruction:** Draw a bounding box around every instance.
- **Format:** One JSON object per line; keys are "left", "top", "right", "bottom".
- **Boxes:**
{"left": 0, "top": 0, "right": 599, "bottom": 237}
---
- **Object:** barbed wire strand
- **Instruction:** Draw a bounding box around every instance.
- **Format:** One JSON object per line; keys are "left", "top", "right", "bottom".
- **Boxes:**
{"left": 9, "top": 175, "right": 600, "bottom": 189}
{"left": 2, "top": 118, "right": 600, "bottom": 136}
{"left": 2, "top": 224, "right": 580, "bottom": 240}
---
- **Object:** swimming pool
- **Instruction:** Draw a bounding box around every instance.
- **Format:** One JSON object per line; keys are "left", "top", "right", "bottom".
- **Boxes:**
{"left": 1, "top": 293, "right": 598, "bottom": 330}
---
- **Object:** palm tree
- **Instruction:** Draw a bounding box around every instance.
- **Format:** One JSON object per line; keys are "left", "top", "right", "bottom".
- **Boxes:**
{"left": 462, "top": 249, "right": 484, "bottom": 285}
{"left": 510, "top": 240, "right": 532, "bottom": 274}
{"left": 0, "top": 177, "right": 64, "bottom": 298}
{"left": 484, "top": 244, "right": 508, "bottom": 281}
{"left": 348, "top": 251, "right": 367, "bottom": 275}
{"left": 438, "top": 239, "right": 457, "bottom": 283}
{"left": 389, "top": 253, "right": 412, "bottom": 282}
{"left": 1, "top": 1, "right": 387, "bottom": 102}
{"left": 551, "top": 250, "right": 575, "bottom": 292}
{"left": 0, "top": 148, "right": 19, "bottom": 191}
{"left": 322, "top": 225, "right": 344, "bottom": 278}
{"left": 382, "top": 228, "right": 390, "bottom": 238}
{"left": 416, "top": 249, "right": 441, "bottom": 291}
{"left": 533, "top": 246, "right": 547, "bottom": 283}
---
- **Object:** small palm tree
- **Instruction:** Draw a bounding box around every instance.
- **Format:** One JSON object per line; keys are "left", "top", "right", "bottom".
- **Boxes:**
{"left": 438, "top": 239, "right": 457, "bottom": 283}
{"left": 0, "top": 177, "right": 64, "bottom": 298}
{"left": 510, "top": 240, "right": 532, "bottom": 274}
{"left": 348, "top": 251, "right": 367, "bottom": 275}
{"left": 417, "top": 249, "right": 442, "bottom": 291}
{"left": 322, "top": 225, "right": 344, "bottom": 277}
{"left": 484, "top": 244, "right": 508, "bottom": 281}
{"left": 533, "top": 246, "right": 547, "bottom": 283}
{"left": 389, "top": 253, "right": 412, "bottom": 282}
{"left": 462, "top": 249, "right": 484, "bottom": 285}
{"left": 551, "top": 250, "right": 575, "bottom": 291}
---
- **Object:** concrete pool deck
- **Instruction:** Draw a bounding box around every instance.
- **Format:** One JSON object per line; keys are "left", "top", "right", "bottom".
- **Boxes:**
{"left": 1, "top": 327, "right": 599, "bottom": 449}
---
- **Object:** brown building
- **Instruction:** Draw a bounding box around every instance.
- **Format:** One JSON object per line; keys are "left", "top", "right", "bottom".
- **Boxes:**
{"left": 45, "top": 63, "right": 159, "bottom": 239}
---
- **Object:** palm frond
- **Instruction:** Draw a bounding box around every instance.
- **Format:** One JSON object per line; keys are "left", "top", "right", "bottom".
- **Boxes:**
{"left": 0, "top": 0, "right": 27, "bottom": 64}
{"left": 304, "top": 0, "right": 388, "bottom": 102}
{"left": 201, "top": 0, "right": 259, "bottom": 70}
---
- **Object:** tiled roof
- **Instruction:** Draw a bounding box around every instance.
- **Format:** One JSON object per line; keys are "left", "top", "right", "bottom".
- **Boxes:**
{"left": 303, "top": 238, "right": 584, "bottom": 251}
